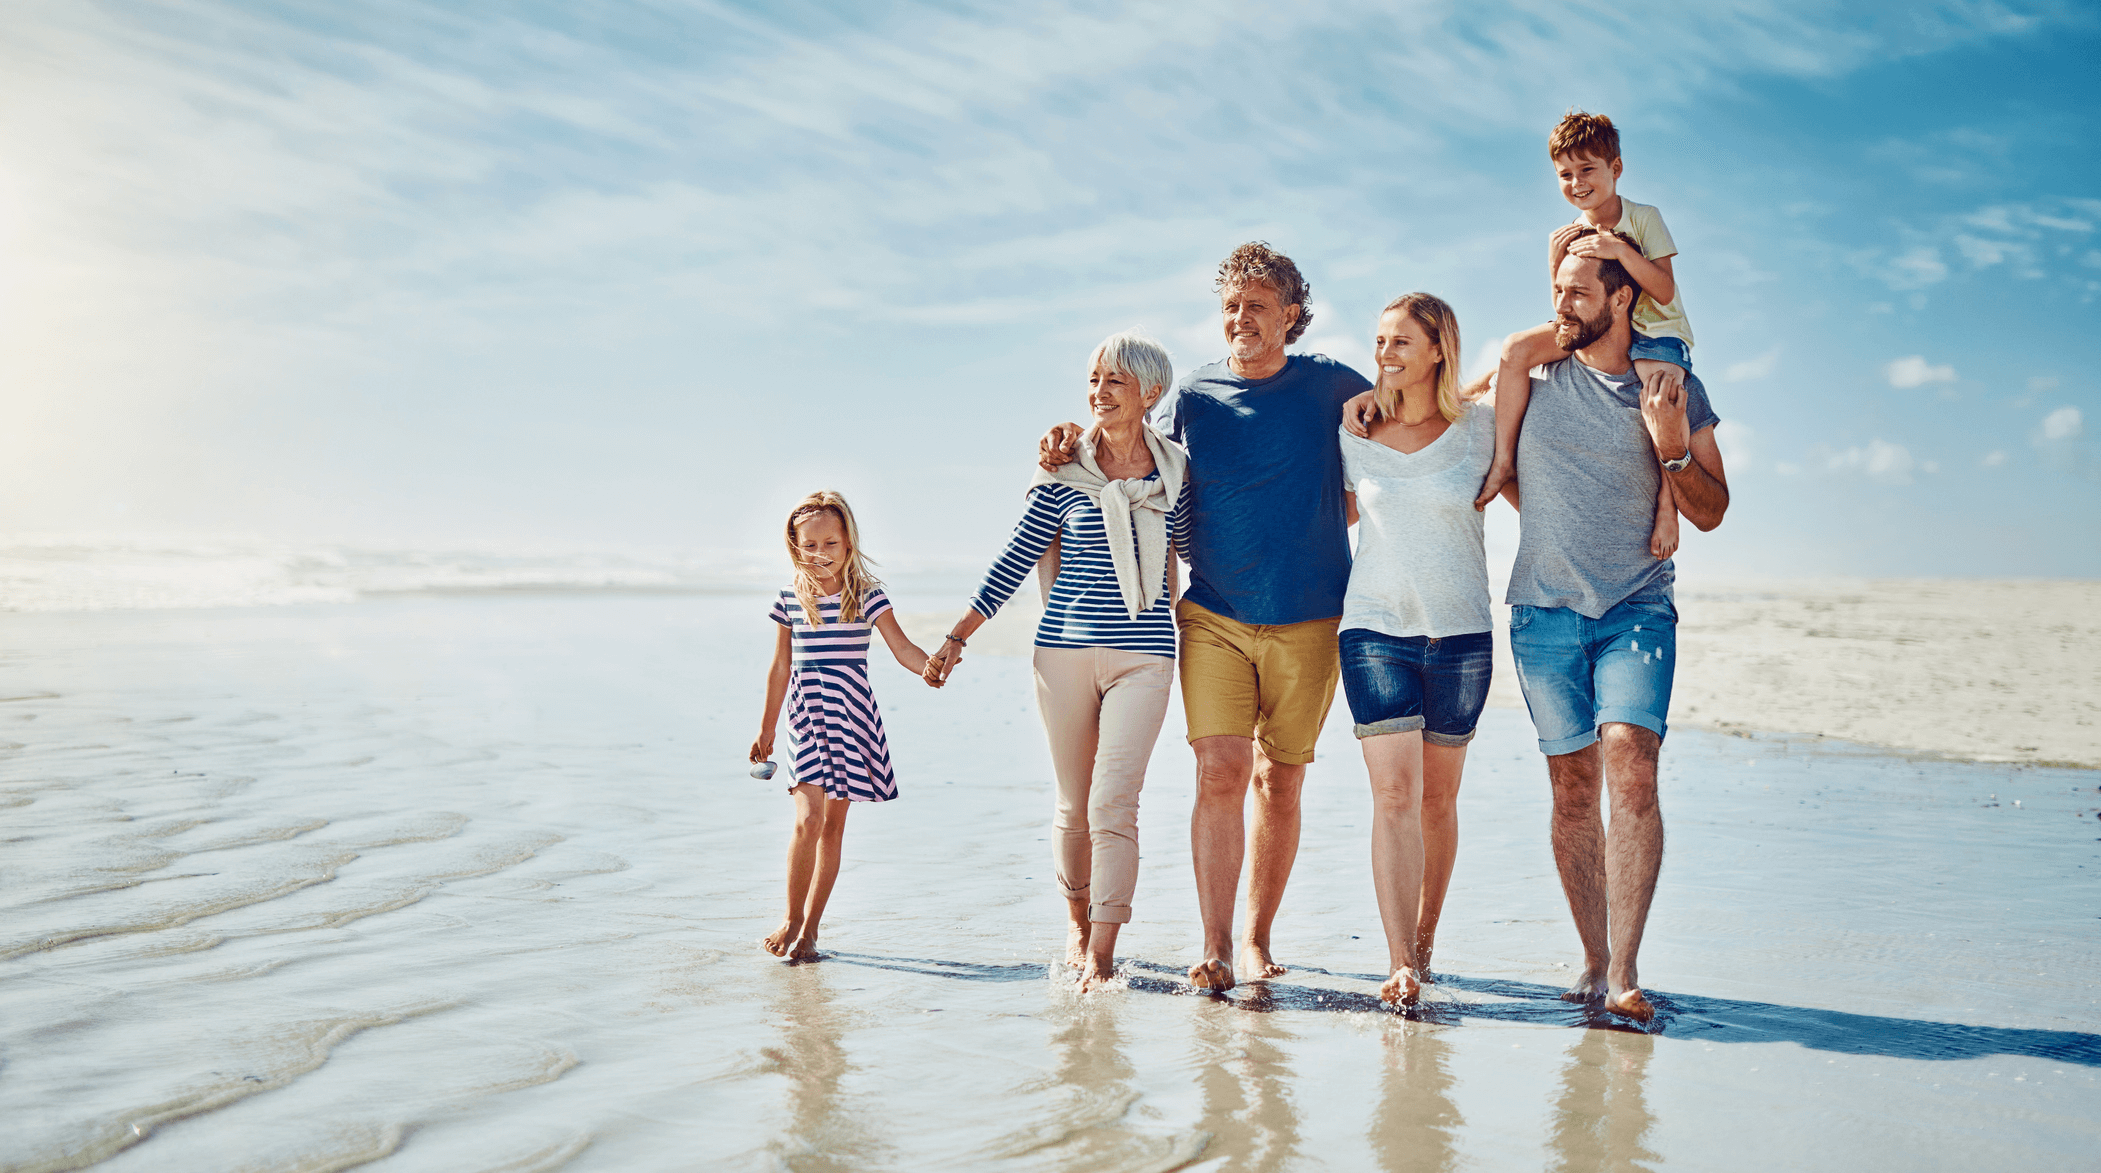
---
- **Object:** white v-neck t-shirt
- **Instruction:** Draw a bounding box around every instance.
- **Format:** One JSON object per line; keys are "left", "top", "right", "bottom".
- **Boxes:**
{"left": 1338, "top": 403, "right": 1496, "bottom": 639}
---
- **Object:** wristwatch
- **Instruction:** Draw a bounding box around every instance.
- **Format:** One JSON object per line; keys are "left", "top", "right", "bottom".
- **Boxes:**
{"left": 1661, "top": 450, "right": 1693, "bottom": 473}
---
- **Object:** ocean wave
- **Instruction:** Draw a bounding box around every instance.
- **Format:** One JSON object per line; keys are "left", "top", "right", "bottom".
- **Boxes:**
{"left": 0, "top": 538, "right": 809, "bottom": 612}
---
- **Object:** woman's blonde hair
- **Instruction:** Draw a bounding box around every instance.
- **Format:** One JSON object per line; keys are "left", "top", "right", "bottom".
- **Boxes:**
{"left": 1372, "top": 293, "right": 1465, "bottom": 425}
{"left": 784, "top": 489, "right": 879, "bottom": 626}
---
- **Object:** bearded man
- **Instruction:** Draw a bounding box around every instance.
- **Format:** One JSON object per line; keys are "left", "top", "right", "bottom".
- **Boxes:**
{"left": 1507, "top": 226, "right": 1729, "bottom": 1021}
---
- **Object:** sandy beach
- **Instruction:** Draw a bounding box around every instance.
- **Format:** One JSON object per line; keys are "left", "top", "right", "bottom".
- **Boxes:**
{"left": 2, "top": 588, "right": 2096, "bottom": 1171}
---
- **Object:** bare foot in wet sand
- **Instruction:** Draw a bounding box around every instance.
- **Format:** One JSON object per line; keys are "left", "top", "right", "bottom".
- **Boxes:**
{"left": 1379, "top": 967, "right": 1421, "bottom": 1008}
{"left": 1240, "top": 943, "right": 1287, "bottom": 981}
{"left": 762, "top": 921, "right": 802, "bottom": 957}
{"left": 1605, "top": 987, "right": 1655, "bottom": 1023}
{"left": 1561, "top": 968, "right": 1607, "bottom": 1003}
{"left": 1188, "top": 957, "right": 1235, "bottom": 991}
{"left": 1078, "top": 954, "right": 1118, "bottom": 993}
{"left": 1066, "top": 923, "right": 1091, "bottom": 970}
{"left": 787, "top": 936, "right": 822, "bottom": 961}
{"left": 1415, "top": 944, "right": 1436, "bottom": 984}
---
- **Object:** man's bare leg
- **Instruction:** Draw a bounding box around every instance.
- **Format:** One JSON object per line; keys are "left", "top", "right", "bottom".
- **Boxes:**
{"left": 1599, "top": 724, "right": 1663, "bottom": 1022}
{"left": 1189, "top": 735, "right": 1254, "bottom": 989}
{"left": 1241, "top": 750, "right": 1306, "bottom": 980}
{"left": 1546, "top": 745, "right": 1610, "bottom": 1001}
{"left": 1414, "top": 742, "right": 1470, "bottom": 981}
{"left": 1362, "top": 731, "right": 1424, "bottom": 1006}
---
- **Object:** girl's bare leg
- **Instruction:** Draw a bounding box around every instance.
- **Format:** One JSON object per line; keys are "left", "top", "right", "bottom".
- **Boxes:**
{"left": 790, "top": 795, "right": 851, "bottom": 959}
{"left": 766, "top": 784, "right": 829, "bottom": 956}
{"left": 1414, "top": 742, "right": 1470, "bottom": 980}
{"left": 1362, "top": 732, "right": 1426, "bottom": 1006}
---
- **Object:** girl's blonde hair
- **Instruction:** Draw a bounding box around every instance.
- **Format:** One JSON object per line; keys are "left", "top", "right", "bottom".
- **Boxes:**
{"left": 1372, "top": 292, "right": 1466, "bottom": 425}
{"left": 784, "top": 489, "right": 879, "bottom": 626}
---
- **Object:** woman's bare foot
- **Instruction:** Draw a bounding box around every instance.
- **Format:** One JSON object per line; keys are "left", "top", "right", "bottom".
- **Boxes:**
{"left": 1605, "top": 987, "right": 1655, "bottom": 1023}
{"left": 1066, "top": 923, "right": 1092, "bottom": 969}
{"left": 787, "top": 935, "right": 822, "bottom": 961}
{"left": 1379, "top": 967, "right": 1421, "bottom": 1007}
{"left": 1561, "top": 968, "right": 1607, "bottom": 1003}
{"left": 1415, "top": 942, "right": 1436, "bottom": 984}
{"left": 1078, "top": 952, "right": 1118, "bottom": 993}
{"left": 1239, "top": 942, "right": 1287, "bottom": 980}
{"left": 762, "top": 920, "right": 802, "bottom": 957}
{"left": 1188, "top": 957, "right": 1235, "bottom": 991}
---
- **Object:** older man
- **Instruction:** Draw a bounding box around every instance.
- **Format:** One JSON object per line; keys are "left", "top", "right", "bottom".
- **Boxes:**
{"left": 1509, "top": 227, "right": 1729, "bottom": 1021}
{"left": 1042, "top": 242, "right": 1369, "bottom": 990}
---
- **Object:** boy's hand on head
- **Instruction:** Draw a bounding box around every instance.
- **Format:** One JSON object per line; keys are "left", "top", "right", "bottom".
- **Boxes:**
{"left": 1549, "top": 223, "right": 1586, "bottom": 255}
{"left": 1563, "top": 232, "right": 1625, "bottom": 262}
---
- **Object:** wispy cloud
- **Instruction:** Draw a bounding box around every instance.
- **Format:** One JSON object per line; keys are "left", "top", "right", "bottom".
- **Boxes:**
{"left": 1885, "top": 355, "right": 1957, "bottom": 387}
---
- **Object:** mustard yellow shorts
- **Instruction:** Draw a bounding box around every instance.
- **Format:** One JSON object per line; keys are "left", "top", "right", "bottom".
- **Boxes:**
{"left": 1176, "top": 599, "right": 1341, "bottom": 766}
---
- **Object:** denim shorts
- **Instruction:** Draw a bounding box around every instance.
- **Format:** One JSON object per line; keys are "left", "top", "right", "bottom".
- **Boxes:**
{"left": 1508, "top": 594, "right": 1677, "bottom": 756}
{"left": 1337, "top": 628, "right": 1492, "bottom": 746}
{"left": 1628, "top": 332, "right": 1692, "bottom": 373}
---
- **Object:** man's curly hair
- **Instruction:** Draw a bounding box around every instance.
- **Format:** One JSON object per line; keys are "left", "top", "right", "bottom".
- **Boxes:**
{"left": 1215, "top": 242, "right": 1312, "bottom": 344}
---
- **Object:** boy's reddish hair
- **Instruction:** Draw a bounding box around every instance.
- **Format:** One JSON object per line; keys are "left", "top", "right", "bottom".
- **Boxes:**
{"left": 1548, "top": 110, "right": 1620, "bottom": 163}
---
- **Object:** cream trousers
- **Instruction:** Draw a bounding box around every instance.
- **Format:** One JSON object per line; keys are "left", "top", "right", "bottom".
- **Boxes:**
{"left": 1032, "top": 646, "right": 1174, "bottom": 924}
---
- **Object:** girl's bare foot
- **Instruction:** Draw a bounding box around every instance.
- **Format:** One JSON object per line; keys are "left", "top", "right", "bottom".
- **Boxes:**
{"left": 788, "top": 935, "right": 822, "bottom": 961}
{"left": 1187, "top": 957, "right": 1235, "bottom": 991}
{"left": 763, "top": 921, "right": 802, "bottom": 957}
{"left": 1379, "top": 967, "right": 1421, "bottom": 1007}
{"left": 1415, "top": 942, "right": 1436, "bottom": 984}
{"left": 1606, "top": 987, "right": 1655, "bottom": 1023}
{"left": 1078, "top": 953, "right": 1118, "bottom": 993}
{"left": 1561, "top": 968, "right": 1607, "bottom": 1003}
{"left": 1239, "top": 943, "right": 1287, "bottom": 980}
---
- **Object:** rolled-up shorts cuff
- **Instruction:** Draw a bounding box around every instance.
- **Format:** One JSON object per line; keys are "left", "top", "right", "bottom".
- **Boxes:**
{"left": 1353, "top": 715, "right": 1425, "bottom": 740}
{"left": 1088, "top": 904, "right": 1132, "bottom": 924}
{"left": 1254, "top": 738, "right": 1317, "bottom": 766}
{"left": 1539, "top": 727, "right": 1600, "bottom": 756}
{"left": 1424, "top": 727, "right": 1478, "bottom": 747}
{"left": 1596, "top": 707, "right": 1667, "bottom": 742}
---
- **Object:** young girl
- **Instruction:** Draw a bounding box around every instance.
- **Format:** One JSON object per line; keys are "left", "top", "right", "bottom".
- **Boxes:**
{"left": 750, "top": 490, "right": 935, "bottom": 961}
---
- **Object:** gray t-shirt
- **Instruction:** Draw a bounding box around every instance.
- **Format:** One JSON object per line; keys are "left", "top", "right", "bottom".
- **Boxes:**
{"left": 1340, "top": 404, "right": 1496, "bottom": 638}
{"left": 1505, "top": 357, "right": 1719, "bottom": 619}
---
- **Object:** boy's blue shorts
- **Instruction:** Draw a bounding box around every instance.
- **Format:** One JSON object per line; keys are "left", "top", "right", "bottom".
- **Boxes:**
{"left": 1628, "top": 332, "right": 1692, "bottom": 373}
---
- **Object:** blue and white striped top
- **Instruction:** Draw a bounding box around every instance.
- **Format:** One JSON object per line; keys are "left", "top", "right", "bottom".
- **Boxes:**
{"left": 967, "top": 478, "right": 1193, "bottom": 658}
{"left": 769, "top": 587, "right": 894, "bottom": 664}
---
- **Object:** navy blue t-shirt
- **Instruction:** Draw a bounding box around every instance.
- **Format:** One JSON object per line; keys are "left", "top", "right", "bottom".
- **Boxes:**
{"left": 1157, "top": 353, "right": 1371, "bottom": 626}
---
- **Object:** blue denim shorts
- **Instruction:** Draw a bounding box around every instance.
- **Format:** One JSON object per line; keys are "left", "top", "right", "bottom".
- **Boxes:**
{"left": 1337, "top": 628, "right": 1493, "bottom": 746}
{"left": 1509, "top": 595, "right": 1676, "bottom": 755}
{"left": 1628, "top": 332, "right": 1692, "bottom": 373}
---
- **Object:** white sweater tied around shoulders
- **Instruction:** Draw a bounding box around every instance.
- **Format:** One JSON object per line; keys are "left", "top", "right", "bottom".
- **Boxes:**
{"left": 1028, "top": 425, "right": 1187, "bottom": 620}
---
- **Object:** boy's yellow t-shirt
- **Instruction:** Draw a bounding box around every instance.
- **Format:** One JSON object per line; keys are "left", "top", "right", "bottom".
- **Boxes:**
{"left": 1575, "top": 199, "right": 1692, "bottom": 349}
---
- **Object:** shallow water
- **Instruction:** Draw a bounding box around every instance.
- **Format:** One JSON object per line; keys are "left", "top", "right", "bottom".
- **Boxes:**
{"left": 1, "top": 594, "right": 2097, "bottom": 1171}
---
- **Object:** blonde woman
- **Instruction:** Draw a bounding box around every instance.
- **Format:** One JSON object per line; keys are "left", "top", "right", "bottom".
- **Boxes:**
{"left": 1339, "top": 294, "right": 1518, "bottom": 1006}
{"left": 926, "top": 331, "right": 1191, "bottom": 993}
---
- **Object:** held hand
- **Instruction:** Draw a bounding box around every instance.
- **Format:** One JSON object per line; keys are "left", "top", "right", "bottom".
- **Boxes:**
{"left": 923, "top": 644, "right": 962, "bottom": 687}
{"left": 1639, "top": 367, "right": 1691, "bottom": 463}
{"left": 1038, "top": 423, "right": 1084, "bottom": 472}
{"left": 749, "top": 734, "right": 773, "bottom": 763}
{"left": 1341, "top": 389, "right": 1378, "bottom": 437}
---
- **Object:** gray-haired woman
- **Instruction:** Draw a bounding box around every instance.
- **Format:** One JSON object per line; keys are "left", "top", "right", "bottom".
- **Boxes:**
{"left": 925, "top": 331, "right": 1193, "bottom": 991}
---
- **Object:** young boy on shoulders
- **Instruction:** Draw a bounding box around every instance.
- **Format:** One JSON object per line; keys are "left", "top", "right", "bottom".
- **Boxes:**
{"left": 1475, "top": 111, "right": 1693, "bottom": 558}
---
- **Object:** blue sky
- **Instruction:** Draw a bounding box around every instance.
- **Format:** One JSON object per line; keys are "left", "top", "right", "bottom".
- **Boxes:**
{"left": 0, "top": 0, "right": 2096, "bottom": 576}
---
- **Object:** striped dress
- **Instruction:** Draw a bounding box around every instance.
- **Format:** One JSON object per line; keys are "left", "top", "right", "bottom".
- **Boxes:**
{"left": 968, "top": 477, "right": 1194, "bottom": 657}
{"left": 769, "top": 587, "right": 899, "bottom": 802}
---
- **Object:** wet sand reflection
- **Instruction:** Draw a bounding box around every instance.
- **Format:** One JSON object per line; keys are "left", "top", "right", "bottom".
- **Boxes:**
{"left": 1189, "top": 995, "right": 1304, "bottom": 1171}
{"left": 1369, "top": 1024, "right": 1462, "bottom": 1172}
{"left": 1549, "top": 1028, "right": 1659, "bottom": 1172}
{"left": 761, "top": 966, "right": 890, "bottom": 1171}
